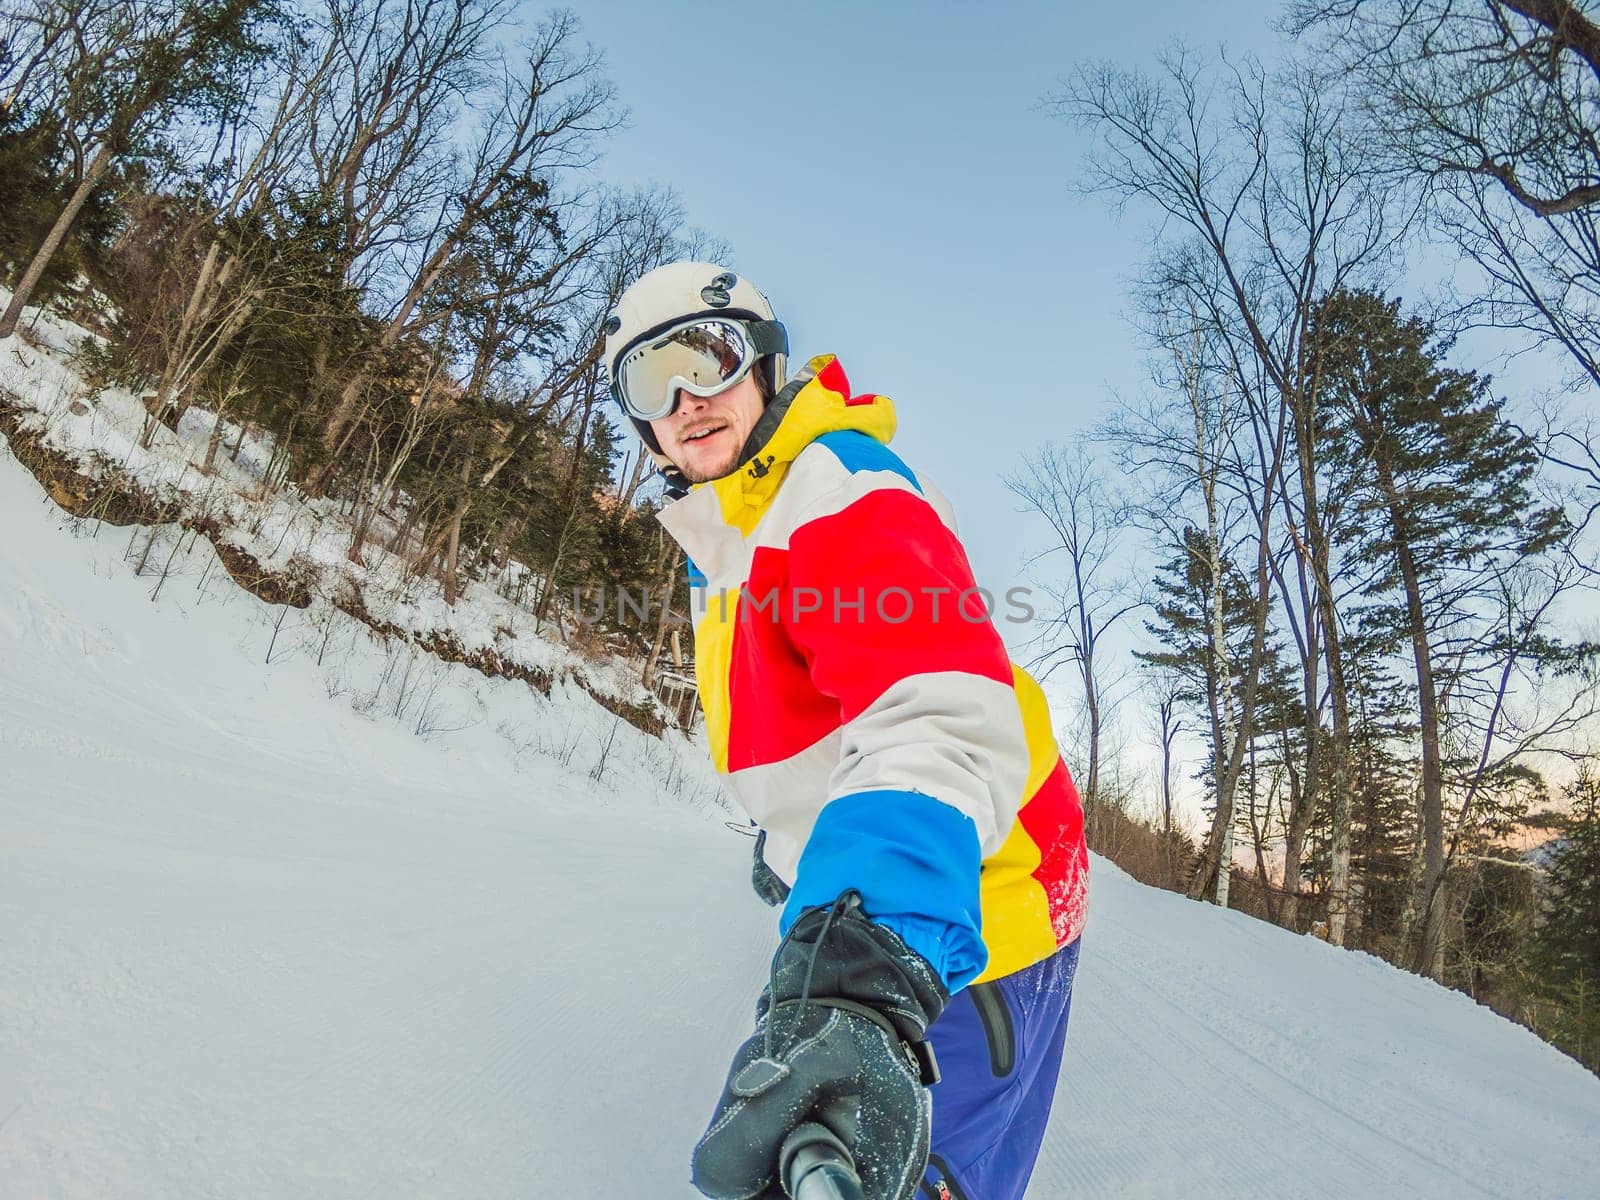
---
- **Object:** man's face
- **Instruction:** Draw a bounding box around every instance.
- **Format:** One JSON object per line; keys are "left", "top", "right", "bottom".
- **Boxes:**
{"left": 649, "top": 373, "right": 766, "bottom": 483}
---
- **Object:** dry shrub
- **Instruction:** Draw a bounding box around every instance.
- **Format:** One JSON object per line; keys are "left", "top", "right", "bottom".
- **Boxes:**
{"left": 567, "top": 619, "right": 609, "bottom": 663}
{"left": 211, "top": 542, "right": 315, "bottom": 608}
{"left": 332, "top": 577, "right": 408, "bottom": 640}
{"left": 1223, "top": 870, "right": 1300, "bottom": 927}
{"left": 416, "top": 630, "right": 552, "bottom": 695}
{"left": 1084, "top": 797, "right": 1194, "bottom": 893}
{"left": 570, "top": 671, "right": 665, "bottom": 737}
{"left": 0, "top": 395, "right": 183, "bottom": 526}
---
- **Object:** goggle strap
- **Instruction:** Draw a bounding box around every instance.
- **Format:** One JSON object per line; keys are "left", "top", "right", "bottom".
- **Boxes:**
{"left": 613, "top": 317, "right": 785, "bottom": 377}
{"left": 745, "top": 319, "right": 789, "bottom": 358}
{"left": 613, "top": 309, "right": 770, "bottom": 365}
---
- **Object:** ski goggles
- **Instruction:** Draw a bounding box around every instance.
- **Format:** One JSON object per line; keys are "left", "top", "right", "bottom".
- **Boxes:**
{"left": 612, "top": 317, "right": 785, "bottom": 422}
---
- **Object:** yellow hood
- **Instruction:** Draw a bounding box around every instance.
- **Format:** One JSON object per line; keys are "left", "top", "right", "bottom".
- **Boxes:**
{"left": 700, "top": 354, "right": 897, "bottom": 536}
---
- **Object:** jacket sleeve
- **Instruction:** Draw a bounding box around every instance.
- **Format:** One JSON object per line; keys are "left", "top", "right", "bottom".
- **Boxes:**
{"left": 776, "top": 466, "right": 1030, "bottom": 991}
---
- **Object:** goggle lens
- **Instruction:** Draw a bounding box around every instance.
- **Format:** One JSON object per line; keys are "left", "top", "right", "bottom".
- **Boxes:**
{"left": 615, "top": 319, "right": 755, "bottom": 421}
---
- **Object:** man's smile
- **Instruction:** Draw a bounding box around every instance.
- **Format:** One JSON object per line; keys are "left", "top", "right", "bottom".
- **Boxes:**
{"left": 681, "top": 423, "right": 728, "bottom": 445}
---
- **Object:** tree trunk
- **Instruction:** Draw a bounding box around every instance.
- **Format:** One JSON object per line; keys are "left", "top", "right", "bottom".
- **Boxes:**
{"left": 201, "top": 370, "right": 244, "bottom": 474}
{"left": 257, "top": 415, "right": 296, "bottom": 499}
{"left": 303, "top": 401, "right": 366, "bottom": 498}
{"left": 1309, "top": 525, "right": 1356, "bottom": 946}
{"left": 1191, "top": 506, "right": 1238, "bottom": 900}
{"left": 641, "top": 545, "right": 680, "bottom": 690}
{"left": 1246, "top": 745, "right": 1279, "bottom": 923}
{"left": 1159, "top": 698, "right": 1177, "bottom": 840}
{"left": 390, "top": 500, "right": 422, "bottom": 558}
{"left": 345, "top": 440, "right": 382, "bottom": 565}
{"left": 1281, "top": 759, "right": 1310, "bottom": 930}
{"left": 1190, "top": 516, "right": 1279, "bottom": 903}
{"left": 320, "top": 371, "right": 369, "bottom": 460}
{"left": 1290, "top": 380, "right": 1356, "bottom": 945}
{"left": 442, "top": 450, "right": 474, "bottom": 607}
{"left": 1083, "top": 640, "right": 1101, "bottom": 812}
{"left": 1374, "top": 464, "right": 1447, "bottom": 974}
{"left": 203, "top": 407, "right": 228, "bottom": 473}
{"left": 443, "top": 511, "right": 463, "bottom": 606}
{"left": 1323, "top": 626, "right": 1356, "bottom": 947}
{"left": 0, "top": 144, "right": 114, "bottom": 339}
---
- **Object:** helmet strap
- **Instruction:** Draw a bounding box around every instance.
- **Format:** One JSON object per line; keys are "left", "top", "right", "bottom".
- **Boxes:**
{"left": 658, "top": 457, "right": 691, "bottom": 499}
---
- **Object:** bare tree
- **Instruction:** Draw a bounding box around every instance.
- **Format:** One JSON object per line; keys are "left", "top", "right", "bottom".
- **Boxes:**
{"left": 127, "top": 4, "right": 342, "bottom": 447}
{"left": 312, "top": 9, "right": 620, "bottom": 475}
{"left": 1108, "top": 283, "right": 1288, "bottom": 905}
{"left": 1289, "top": 0, "right": 1600, "bottom": 388}
{"left": 1140, "top": 660, "right": 1186, "bottom": 843}
{"left": 1006, "top": 443, "right": 1138, "bottom": 811}
{"left": 0, "top": 0, "right": 277, "bottom": 339}
{"left": 1535, "top": 412, "right": 1600, "bottom": 572}
{"left": 1, "top": 0, "right": 76, "bottom": 120}
{"left": 1053, "top": 50, "right": 1400, "bottom": 919}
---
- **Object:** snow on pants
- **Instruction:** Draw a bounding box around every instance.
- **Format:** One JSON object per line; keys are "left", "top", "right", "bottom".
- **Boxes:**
{"left": 920, "top": 937, "right": 1080, "bottom": 1200}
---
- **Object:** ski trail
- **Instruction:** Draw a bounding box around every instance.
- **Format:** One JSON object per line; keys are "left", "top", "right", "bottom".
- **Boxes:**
{"left": 1043, "top": 870, "right": 1594, "bottom": 1199}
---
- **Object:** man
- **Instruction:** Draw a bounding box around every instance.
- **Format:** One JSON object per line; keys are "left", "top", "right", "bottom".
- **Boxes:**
{"left": 604, "top": 263, "right": 1089, "bottom": 1200}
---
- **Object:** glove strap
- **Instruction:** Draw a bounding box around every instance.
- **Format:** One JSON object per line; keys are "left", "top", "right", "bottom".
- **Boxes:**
{"left": 771, "top": 996, "right": 941, "bottom": 1087}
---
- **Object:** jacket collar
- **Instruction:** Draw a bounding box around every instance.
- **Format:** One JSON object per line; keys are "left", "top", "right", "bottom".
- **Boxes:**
{"left": 656, "top": 355, "right": 896, "bottom": 571}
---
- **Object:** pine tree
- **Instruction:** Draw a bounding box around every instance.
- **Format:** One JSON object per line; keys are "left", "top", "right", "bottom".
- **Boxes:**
{"left": 1312, "top": 289, "right": 1571, "bottom": 974}
{"left": 1342, "top": 630, "right": 1419, "bottom": 955}
{"left": 1137, "top": 527, "right": 1299, "bottom": 902}
{"left": 0, "top": 110, "right": 121, "bottom": 306}
{"left": 1533, "top": 770, "right": 1600, "bottom": 990}
{"left": 1529, "top": 768, "right": 1600, "bottom": 1071}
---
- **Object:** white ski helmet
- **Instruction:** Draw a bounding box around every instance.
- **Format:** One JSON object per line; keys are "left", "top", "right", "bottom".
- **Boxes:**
{"left": 604, "top": 262, "right": 788, "bottom": 466}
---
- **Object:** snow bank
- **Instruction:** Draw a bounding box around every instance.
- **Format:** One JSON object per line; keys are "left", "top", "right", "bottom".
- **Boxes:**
{"left": 0, "top": 296, "right": 664, "bottom": 728}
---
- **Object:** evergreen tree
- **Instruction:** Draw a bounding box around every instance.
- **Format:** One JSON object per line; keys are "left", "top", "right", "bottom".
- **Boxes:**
{"left": 1288, "top": 616, "right": 1421, "bottom": 948}
{"left": 1138, "top": 527, "right": 1299, "bottom": 896}
{"left": 1533, "top": 769, "right": 1600, "bottom": 986}
{"left": 1312, "top": 288, "right": 1572, "bottom": 973}
{"left": 1529, "top": 767, "right": 1600, "bottom": 1071}
{"left": 0, "top": 110, "right": 121, "bottom": 307}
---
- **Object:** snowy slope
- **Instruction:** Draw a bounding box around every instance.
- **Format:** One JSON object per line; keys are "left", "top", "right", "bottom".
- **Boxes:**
{"left": 0, "top": 300, "right": 666, "bottom": 724}
{"left": 3, "top": 439, "right": 1599, "bottom": 1200}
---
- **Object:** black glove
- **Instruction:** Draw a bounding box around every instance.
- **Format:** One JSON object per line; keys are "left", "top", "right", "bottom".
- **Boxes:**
{"left": 691, "top": 892, "right": 948, "bottom": 1200}
{"left": 751, "top": 830, "right": 792, "bottom": 907}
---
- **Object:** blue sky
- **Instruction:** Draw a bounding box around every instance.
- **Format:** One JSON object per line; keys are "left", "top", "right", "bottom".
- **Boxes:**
{"left": 560, "top": 2, "right": 1599, "bottom": 818}
{"left": 571, "top": 1, "right": 1287, "bottom": 608}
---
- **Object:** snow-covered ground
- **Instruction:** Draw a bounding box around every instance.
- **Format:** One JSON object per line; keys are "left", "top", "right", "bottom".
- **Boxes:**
{"left": 0, "top": 299, "right": 663, "bottom": 719}
{"left": 4, "top": 403, "right": 1600, "bottom": 1197}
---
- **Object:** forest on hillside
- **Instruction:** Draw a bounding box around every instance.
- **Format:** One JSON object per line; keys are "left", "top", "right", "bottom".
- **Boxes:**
{"left": 2, "top": 0, "right": 1598, "bottom": 1073}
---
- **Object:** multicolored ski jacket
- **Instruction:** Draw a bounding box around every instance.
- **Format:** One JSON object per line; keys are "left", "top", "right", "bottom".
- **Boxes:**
{"left": 657, "top": 355, "right": 1088, "bottom": 989}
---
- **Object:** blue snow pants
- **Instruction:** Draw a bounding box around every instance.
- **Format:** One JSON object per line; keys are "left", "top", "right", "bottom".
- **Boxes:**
{"left": 919, "top": 937, "right": 1080, "bottom": 1200}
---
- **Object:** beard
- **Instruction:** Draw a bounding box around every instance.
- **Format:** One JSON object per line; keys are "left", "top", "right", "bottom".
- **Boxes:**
{"left": 675, "top": 431, "right": 746, "bottom": 483}
{"left": 681, "top": 449, "right": 741, "bottom": 483}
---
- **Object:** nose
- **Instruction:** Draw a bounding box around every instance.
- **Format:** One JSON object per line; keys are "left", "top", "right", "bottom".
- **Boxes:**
{"left": 674, "top": 388, "right": 710, "bottom": 417}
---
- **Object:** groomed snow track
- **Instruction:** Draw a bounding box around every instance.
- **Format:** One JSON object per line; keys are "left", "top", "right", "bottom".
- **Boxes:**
{"left": 3, "top": 434, "right": 1599, "bottom": 1199}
